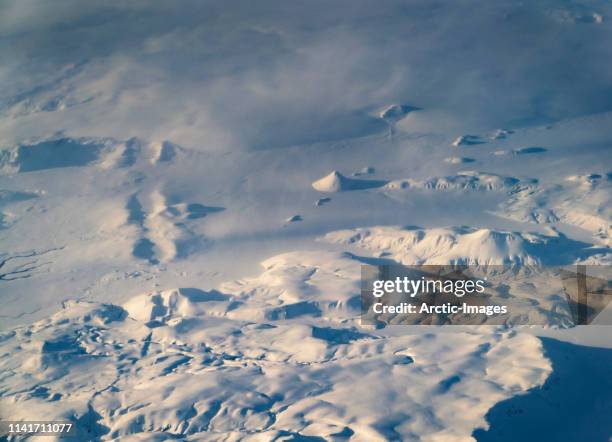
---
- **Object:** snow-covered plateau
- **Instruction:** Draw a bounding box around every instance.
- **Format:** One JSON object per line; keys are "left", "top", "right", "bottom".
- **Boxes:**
{"left": 0, "top": 1, "right": 611, "bottom": 440}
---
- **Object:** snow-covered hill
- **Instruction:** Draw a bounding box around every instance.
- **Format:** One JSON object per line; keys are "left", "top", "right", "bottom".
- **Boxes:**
{"left": 1, "top": 0, "right": 611, "bottom": 440}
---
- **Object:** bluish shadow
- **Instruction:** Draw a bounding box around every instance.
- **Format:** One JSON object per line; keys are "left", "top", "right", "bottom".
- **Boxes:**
{"left": 474, "top": 337, "right": 612, "bottom": 442}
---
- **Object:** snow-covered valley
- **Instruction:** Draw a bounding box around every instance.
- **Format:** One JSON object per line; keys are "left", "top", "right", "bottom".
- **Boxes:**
{"left": 1, "top": 1, "right": 611, "bottom": 440}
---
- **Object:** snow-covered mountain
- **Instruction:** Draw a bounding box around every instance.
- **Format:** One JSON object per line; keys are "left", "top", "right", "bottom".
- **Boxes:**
{"left": 1, "top": 1, "right": 611, "bottom": 440}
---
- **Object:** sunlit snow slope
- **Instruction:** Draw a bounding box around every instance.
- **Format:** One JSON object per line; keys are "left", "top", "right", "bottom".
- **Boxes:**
{"left": 1, "top": 0, "right": 611, "bottom": 440}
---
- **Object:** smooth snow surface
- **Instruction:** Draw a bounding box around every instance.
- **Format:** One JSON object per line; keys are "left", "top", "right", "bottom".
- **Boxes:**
{"left": 1, "top": 0, "right": 611, "bottom": 440}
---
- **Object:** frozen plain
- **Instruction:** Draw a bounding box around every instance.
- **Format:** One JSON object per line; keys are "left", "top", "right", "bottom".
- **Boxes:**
{"left": 0, "top": 1, "right": 611, "bottom": 440}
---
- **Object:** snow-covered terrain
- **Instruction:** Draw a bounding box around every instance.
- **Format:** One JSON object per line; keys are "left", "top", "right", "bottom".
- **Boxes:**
{"left": 1, "top": 1, "right": 611, "bottom": 440}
